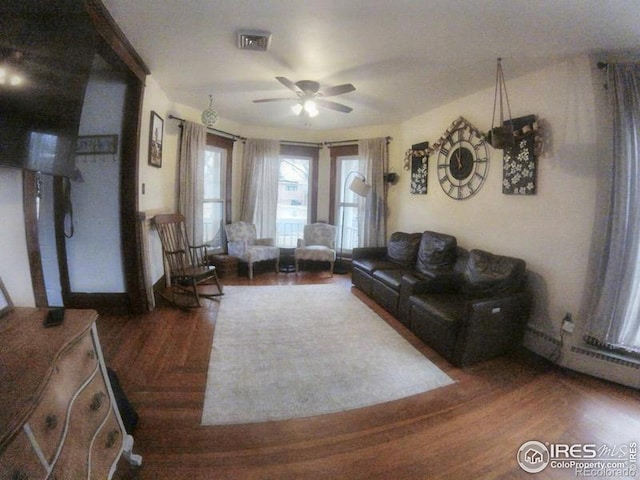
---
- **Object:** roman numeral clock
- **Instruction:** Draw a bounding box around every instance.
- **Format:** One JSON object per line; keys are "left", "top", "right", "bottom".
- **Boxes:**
{"left": 435, "top": 117, "right": 489, "bottom": 200}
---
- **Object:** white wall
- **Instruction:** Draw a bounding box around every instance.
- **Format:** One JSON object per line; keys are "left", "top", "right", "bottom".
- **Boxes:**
{"left": 66, "top": 71, "right": 126, "bottom": 292}
{"left": 0, "top": 167, "right": 34, "bottom": 306}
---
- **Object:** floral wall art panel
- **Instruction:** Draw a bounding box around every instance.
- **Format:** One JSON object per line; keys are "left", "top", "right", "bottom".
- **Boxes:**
{"left": 502, "top": 115, "right": 542, "bottom": 195}
{"left": 409, "top": 141, "right": 429, "bottom": 194}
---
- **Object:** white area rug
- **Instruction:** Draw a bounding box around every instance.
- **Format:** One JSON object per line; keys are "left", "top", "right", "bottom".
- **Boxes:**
{"left": 201, "top": 284, "right": 454, "bottom": 425}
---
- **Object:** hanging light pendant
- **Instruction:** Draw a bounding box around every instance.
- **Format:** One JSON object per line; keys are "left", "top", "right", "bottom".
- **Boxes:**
{"left": 201, "top": 94, "right": 219, "bottom": 127}
{"left": 489, "top": 58, "right": 514, "bottom": 149}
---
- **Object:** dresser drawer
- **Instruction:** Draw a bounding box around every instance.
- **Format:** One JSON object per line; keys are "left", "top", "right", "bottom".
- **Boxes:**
{"left": 27, "top": 328, "right": 98, "bottom": 464}
{"left": 0, "top": 428, "right": 47, "bottom": 480}
{"left": 89, "top": 409, "right": 124, "bottom": 480}
{"left": 49, "top": 369, "right": 112, "bottom": 480}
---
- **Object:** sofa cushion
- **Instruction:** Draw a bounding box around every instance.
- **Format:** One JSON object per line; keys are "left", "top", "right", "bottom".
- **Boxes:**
{"left": 415, "top": 231, "right": 458, "bottom": 275}
{"left": 386, "top": 232, "right": 422, "bottom": 266}
{"left": 372, "top": 269, "right": 413, "bottom": 290}
{"left": 462, "top": 249, "right": 526, "bottom": 297}
{"left": 352, "top": 258, "right": 405, "bottom": 275}
{"left": 410, "top": 293, "right": 467, "bottom": 325}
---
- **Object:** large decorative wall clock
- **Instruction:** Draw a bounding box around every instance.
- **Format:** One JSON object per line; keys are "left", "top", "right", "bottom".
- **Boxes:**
{"left": 432, "top": 117, "right": 489, "bottom": 200}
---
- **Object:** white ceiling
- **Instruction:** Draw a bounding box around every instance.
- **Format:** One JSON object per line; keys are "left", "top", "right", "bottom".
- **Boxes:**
{"left": 102, "top": 0, "right": 640, "bottom": 131}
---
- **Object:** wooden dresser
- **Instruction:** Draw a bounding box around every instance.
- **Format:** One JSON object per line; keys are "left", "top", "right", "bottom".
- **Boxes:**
{"left": 0, "top": 308, "right": 141, "bottom": 479}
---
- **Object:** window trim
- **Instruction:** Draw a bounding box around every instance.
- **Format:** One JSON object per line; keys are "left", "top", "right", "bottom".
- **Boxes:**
{"left": 329, "top": 144, "right": 358, "bottom": 225}
{"left": 206, "top": 133, "right": 233, "bottom": 224}
{"left": 280, "top": 144, "right": 319, "bottom": 223}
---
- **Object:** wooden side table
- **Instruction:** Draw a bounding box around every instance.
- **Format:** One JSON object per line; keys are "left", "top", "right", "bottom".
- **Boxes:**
{"left": 279, "top": 247, "right": 296, "bottom": 272}
{"left": 209, "top": 254, "right": 239, "bottom": 279}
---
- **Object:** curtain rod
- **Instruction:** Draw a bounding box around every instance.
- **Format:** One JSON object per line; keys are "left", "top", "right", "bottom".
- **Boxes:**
{"left": 324, "top": 136, "right": 392, "bottom": 147}
{"left": 168, "top": 115, "right": 393, "bottom": 147}
{"left": 280, "top": 140, "right": 324, "bottom": 148}
{"left": 168, "top": 115, "right": 246, "bottom": 142}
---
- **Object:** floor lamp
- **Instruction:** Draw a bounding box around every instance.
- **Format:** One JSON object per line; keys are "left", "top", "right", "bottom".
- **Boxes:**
{"left": 334, "top": 171, "right": 371, "bottom": 275}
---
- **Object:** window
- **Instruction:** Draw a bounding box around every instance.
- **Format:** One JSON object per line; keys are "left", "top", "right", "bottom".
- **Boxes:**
{"left": 200, "top": 134, "right": 233, "bottom": 252}
{"left": 275, "top": 144, "right": 319, "bottom": 247}
{"left": 335, "top": 155, "right": 361, "bottom": 253}
{"left": 276, "top": 156, "right": 310, "bottom": 247}
{"left": 330, "top": 144, "right": 361, "bottom": 256}
{"left": 201, "top": 145, "right": 226, "bottom": 251}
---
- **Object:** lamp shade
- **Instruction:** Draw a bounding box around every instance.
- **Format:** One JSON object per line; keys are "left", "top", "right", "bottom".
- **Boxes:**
{"left": 349, "top": 176, "right": 371, "bottom": 197}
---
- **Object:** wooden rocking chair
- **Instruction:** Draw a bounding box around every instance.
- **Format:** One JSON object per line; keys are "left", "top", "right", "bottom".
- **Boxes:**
{"left": 154, "top": 214, "right": 223, "bottom": 307}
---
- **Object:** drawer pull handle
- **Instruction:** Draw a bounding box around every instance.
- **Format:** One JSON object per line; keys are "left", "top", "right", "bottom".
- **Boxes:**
{"left": 105, "top": 429, "right": 120, "bottom": 448}
{"left": 90, "top": 391, "right": 106, "bottom": 412}
{"left": 45, "top": 414, "right": 58, "bottom": 430}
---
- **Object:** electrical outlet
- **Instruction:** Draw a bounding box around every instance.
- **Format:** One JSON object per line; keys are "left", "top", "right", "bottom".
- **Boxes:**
{"left": 562, "top": 312, "right": 574, "bottom": 333}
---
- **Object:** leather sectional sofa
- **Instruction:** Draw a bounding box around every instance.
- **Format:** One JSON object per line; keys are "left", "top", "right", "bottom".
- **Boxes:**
{"left": 352, "top": 231, "right": 531, "bottom": 366}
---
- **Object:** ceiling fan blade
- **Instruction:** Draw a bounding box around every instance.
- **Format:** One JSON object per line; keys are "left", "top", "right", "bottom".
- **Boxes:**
{"left": 253, "top": 98, "right": 296, "bottom": 103}
{"left": 320, "top": 83, "right": 356, "bottom": 97}
{"left": 316, "top": 99, "right": 353, "bottom": 113}
{"left": 275, "top": 76, "right": 301, "bottom": 93}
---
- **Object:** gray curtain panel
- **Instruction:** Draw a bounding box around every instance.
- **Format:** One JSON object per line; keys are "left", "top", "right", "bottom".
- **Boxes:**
{"left": 586, "top": 63, "right": 640, "bottom": 353}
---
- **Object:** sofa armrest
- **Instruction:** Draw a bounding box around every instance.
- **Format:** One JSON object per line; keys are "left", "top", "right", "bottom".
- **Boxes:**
{"left": 398, "top": 273, "right": 459, "bottom": 323}
{"left": 255, "top": 237, "right": 275, "bottom": 246}
{"left": 453, "top": 292, "right": 531, "bottom": 366}
{"left": 352, "top": 246, "right": 387, "bottom": 261}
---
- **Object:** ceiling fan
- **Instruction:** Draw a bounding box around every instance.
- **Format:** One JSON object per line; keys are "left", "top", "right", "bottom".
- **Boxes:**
{"left": 253, "top": 76, "right": 356, "bottom": 117}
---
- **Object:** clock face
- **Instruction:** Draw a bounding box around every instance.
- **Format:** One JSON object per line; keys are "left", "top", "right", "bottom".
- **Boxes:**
{"left": 437, "top": 127, "right": 489, "bottom": 200}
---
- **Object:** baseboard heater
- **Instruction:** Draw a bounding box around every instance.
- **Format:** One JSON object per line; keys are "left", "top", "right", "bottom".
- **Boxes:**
{"left": 570, "top": 345, "right": 640, "bottom": 370}
{"left": 525, "top": 325, "right": 640, "bottom": 371}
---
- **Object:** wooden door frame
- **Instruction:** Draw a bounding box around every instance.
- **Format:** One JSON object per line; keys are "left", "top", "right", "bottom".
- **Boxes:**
{"left": 24, "top": 0, "right": 150, "bottom": 313}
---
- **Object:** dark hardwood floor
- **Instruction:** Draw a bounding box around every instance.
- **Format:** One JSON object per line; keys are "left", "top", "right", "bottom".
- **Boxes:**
{"left": 101, "top": 271, "right": 640, "bottom": 479}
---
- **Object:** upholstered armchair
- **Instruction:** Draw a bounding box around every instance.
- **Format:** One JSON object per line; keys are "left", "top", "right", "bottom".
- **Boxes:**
{"left": 224, "top": 221, "right": 280, "bottom": 279}
{"left": 294, "top": 223, "right": 337, "bottom": 276}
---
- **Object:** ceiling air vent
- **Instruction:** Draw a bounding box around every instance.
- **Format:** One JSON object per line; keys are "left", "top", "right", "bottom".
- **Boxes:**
{"left": 237, "top": 30, "right": 272, "bottom": 51}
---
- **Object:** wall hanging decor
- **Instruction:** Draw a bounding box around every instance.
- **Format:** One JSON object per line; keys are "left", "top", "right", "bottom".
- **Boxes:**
{"left": 149, "top": 111, "right": 164, "bottom": 168}
{"left": 76, "top": 134, "right": 118, "bottom": 155}
{"left": 201, "top": 94, "right": 219, "bottom": 127}
{"left": 502, "top": 114, "right": 545, "bottom": 195}
{"left": 432, "top": 117, "right": 489, "bottom": 200}
{"left": 404, "top": 141, "right": 429, "bottom": 194}
{"left": 488, "top": 57, "right": 515, "bottom": 150}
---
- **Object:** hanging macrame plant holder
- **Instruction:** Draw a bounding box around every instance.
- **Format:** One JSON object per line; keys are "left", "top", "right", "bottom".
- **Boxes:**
{"left": 489, "top": 58, "right": 515, "bottom": 149}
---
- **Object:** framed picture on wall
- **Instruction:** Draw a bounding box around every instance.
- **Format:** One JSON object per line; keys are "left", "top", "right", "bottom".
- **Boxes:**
{"left": 149, "top": 111, "right": 164, "bottom": 168}
{"left": 0, "top": 277, "right": 13, "bottom": 317}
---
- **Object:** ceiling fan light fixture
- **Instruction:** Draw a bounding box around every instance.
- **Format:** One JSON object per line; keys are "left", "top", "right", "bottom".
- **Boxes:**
{"left": 201, "top": 94, "right": 218, "bottom": 127}
{"left": 303, "top": 100, "right": 318, "bottom": 117}
{"left": 292, "top": 100, "right": 319, "bottom": 118}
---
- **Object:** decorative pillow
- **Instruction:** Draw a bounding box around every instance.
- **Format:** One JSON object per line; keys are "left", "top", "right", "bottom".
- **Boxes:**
{"left": 463, "top": 249, "right": 526, "bottom": 296}
{"left": 415, "top": 231, "right": 457, "bottom": 275}
{"left": 386, "top": 232, "right": 422, "bottom": 266}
